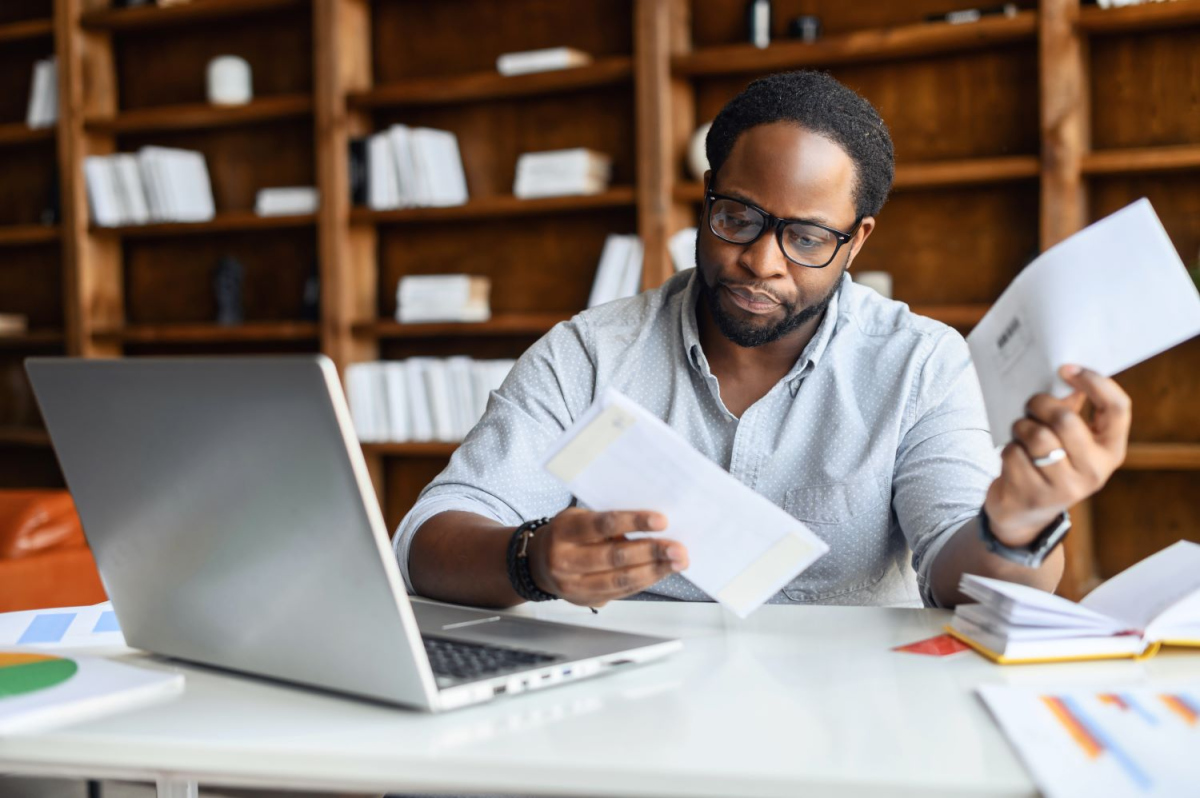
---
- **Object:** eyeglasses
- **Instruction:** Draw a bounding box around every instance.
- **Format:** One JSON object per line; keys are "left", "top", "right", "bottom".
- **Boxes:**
{"left": 705, "top": 191, "right": 859, "bottom": 269}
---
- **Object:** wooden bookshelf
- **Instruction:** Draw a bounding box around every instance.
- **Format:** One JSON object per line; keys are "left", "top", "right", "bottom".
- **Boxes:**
{"left": 1078, "top": 0, "right": 1200, "bottom": 34}
{"left": 0, "top": 124, "right": 55, "bottom": 148}
{"left": 0, "top": 428, "right": 52, "bottom": 448}
{"left": 0, "top": 330, "right": 65, "bottom": 349}
{"left": 1, "top": 0, "right": 1194, "bottom": 594}
{"left": 0, "top": 18, "right": 53, "bottom": 44}
{"left": 352, "top": 189, "right": 637, "bottom": 225}
{"left": 0, "top": 225, "right": 59, "bottom": 247}
{"left": 84, "top": 96, "right": 313, "bottom": 136}
{"left": 361, "top": 313, "right": 571, "bottom": 340}
{"left": 1082, "top": 145, "right": 1200, "bottom": 176}
{"left": 90, "top": 213, "right": 317, "bottom": 239}
{"left": 80, "top": 0, "right": 308, "bottom": 32}
{"left": 1122, "top": 444, "right": 1200, "bottom": 472}
{"left": 91, "top": 321, "right": 320, "bottom": 345}
{"left": 349, "top": 58, "right": 635, "bottom": 109}
{"left": 361, "top": 442, "right": 460, "bottom": 458}
{"left": 673, "top": 11, "right": 1037, "bottom": 75}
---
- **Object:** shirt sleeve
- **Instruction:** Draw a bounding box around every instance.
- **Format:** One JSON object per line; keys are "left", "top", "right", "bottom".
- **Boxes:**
{"left": 892, "top": 329, "right": 1000, "bottom": 607}
{"left": 391, "top": 316, "right": 597, "bottom": 593}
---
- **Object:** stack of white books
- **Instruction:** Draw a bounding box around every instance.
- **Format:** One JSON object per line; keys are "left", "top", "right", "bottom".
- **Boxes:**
{"left": 668, "top": 227, "right": 697, "bottom": 273}
{"left": 396, "top": 275, "right": 491, "bottom": 324}
{"left": 366, "top": 125, "right": 468, "bottom": 210}
{"left": 25, "top": 57, "right": 57, "bottom": 130}
{"left": 254, "top": 187, "right": 319, "bottom": 216}
{"left": 496, "top": 47, "right": 592, "bottom": 76}
{"left": 84, "top": 147, "right": 215, "bottom": 227}
{"left": 514, "top": 148, "right": 612, "bottom": 199}
{"left": 587, "top": 233, "right": 643, "bottom": 308}
{"left": 346, "top": 358, "right": 516, "bottom": 443}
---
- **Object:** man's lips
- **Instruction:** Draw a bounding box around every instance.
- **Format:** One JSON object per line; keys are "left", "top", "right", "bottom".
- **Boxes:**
{"left": 722, "top": 284, "right": 782, "bottom": 314}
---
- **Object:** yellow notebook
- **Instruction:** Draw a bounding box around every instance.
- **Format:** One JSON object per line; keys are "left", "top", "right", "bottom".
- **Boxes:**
{"left": 949, "top": 540, "right": 1200, "bottom": 665}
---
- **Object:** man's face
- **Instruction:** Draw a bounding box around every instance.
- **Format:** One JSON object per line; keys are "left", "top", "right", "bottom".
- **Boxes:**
{"left": 696, "top": 122, "right": 874, "bottom": 348}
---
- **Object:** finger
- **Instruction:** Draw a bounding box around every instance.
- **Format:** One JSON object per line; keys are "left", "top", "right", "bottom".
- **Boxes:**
{"left": 1059, "top": 365, "right": 1132, "bottom": 453}
{"left": 997, "top": 441, "right": 1053, "bottom": 505}
{"left": 568, "top": 561, "right": 679, "bottom": 602}
{"left": 1025, "top": 392, "right": 1084, "bottom": 427}
{"left": 1009, "top": 418, "right": 1065, "bottom": 484}
{"left": 565, "top": 510, "right": 668, "bottom": 543}
{"left": 559, "top": 537, "right": 687, "bottom": 575}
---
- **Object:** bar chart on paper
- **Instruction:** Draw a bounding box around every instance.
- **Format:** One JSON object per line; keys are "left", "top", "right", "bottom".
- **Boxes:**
{"left": 0, "top": 602, "right": 124, "bottom": 649}
{"left": 979, "top": 683, "right": 1200, "bottom": 797}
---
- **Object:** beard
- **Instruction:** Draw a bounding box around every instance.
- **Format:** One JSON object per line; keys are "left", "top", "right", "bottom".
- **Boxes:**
{"left": 695, "top": 248, "right": 848, "bottom": 349}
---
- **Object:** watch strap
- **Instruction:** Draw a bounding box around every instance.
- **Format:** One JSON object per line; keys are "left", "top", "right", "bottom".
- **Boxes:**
{"left": 978, "top": 508, "right": 1071, "bottom": 568}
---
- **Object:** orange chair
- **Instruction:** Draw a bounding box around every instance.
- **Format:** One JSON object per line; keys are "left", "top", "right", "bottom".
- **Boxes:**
{"left": 0, "top": 490, "right": 107, "bottom": 613}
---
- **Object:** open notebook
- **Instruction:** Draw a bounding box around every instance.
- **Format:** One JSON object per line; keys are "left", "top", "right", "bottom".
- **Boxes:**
{"left": 947, "top": 540, "right": 1200, "bottom": 664}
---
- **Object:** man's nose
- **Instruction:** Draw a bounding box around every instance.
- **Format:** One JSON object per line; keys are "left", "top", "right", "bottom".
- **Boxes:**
{"left": 737, "top": 228, "right": 790, "bottom": 280}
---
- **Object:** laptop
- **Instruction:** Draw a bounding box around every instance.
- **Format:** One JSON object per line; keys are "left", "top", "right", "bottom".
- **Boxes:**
{"left": 25, "top": 356, "right": 681, "bottom": 712}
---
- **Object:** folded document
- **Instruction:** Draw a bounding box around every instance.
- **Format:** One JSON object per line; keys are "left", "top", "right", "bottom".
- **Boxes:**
{"left": 542, "top": 389, "right": 828, "bottom": 617}
{"left": 967, "top": 198, "right": 1200, "bottom": 446}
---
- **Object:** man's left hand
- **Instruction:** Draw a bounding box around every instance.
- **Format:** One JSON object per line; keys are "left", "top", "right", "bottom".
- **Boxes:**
{"left": 984, "top": 365, "right": 1132, "bottom": 547}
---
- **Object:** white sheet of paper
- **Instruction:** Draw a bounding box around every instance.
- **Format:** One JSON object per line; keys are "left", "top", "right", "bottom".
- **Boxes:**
{"left": 967, "top": 198, "right": 1200, "bottom": 446}
{"left": 541, "top": 389, "right": 828, "bottom": 618}
{"left": 978, "top": 681, "right": 1200, "bottom": 798}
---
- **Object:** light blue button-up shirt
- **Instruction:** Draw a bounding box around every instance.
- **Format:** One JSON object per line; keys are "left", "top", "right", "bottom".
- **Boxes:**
{"left": 394, "top": 269, "right": 999, "bottom": 607}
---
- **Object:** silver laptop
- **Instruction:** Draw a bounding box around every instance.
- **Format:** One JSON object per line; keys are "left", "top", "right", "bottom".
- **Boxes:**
{"left": 26, "top": 356, "right": 680, "bottom": 712}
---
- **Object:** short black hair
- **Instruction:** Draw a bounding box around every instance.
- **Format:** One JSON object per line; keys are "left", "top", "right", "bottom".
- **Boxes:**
{"left": 706, "top": 70, "right": 895, "bottom": 220}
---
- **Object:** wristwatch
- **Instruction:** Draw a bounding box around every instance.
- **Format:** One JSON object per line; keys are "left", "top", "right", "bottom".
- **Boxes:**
{"left": 978, "top": 507, "right": 1071, "bottom": 568}
{"left": 506, "top": 517, "right": 558, "bottom": 602}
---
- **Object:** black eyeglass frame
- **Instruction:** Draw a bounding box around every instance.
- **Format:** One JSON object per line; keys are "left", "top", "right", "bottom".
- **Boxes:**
{"left": 705, "top": 190, "right": 861, "bottom": 269}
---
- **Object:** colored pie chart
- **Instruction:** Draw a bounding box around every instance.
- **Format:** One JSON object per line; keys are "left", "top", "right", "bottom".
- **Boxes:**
{"left": 0, "top": 652, "right": 78, "bottom": 697}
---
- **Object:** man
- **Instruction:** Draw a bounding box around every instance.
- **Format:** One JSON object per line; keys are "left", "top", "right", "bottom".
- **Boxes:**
{"left": 393, "top": 71, "right": 1131, "bottom": 610}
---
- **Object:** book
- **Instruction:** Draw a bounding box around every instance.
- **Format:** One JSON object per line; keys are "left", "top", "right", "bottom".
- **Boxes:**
{"left": 255, "top": 187, "right": 319, "bottom": 216}
{"left": 668, "top": 227, "right": 697, "bottom": 273}
{"left": 367, "top": 132, "right": 400, "bottom": 211}
{"left": 496, "top": 47, "right": 592, "bottom": 76}
{"left": 947, "top": 540, "right": 1200, "bottom": 663}
{"left": 587, "top": 234, "right": 643, "bottom": 307}
{"left": 25, "top": 58, "right": 58, "bottom": 130}
{"left": 0, "top": 651, "right": 182, "bottom": 735}
{"left": 83, "top": 149, "right": 216, "bottom": 227}
{"left": 396, "top": 274, "right": 491, "bottom": 324}
{"left": 513, "top": 148, "right": 612, "bottom": 199}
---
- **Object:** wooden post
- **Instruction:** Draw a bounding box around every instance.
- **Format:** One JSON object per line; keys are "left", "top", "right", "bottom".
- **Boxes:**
{"left": 1040, "top": 0, "right": 1097, "bottom": 599}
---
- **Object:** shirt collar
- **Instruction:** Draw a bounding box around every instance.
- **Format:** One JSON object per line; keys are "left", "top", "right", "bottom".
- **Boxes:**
{"left": 679, "top": 269, "right": 846, "bottom": 392}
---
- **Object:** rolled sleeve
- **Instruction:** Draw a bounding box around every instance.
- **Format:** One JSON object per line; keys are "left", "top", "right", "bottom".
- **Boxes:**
{"left": 391, "top": 316, "right": 596, "bottom": 593}
{"left": 892, "top": 330, "right": 1000, "bottom": 607}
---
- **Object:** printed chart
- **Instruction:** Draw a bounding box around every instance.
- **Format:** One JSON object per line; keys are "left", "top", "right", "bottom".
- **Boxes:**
{"left": 980, "top": 682, "right": 1200, "bottom": 797}
{"left": 0, "top": 652, "right": 79, "bottom": 697}
{"left": 0, "top": 602, "right": 123, "bottom": 649}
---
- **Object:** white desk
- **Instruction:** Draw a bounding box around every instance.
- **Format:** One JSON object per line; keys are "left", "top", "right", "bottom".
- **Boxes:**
{"left": 2, "top": 602, "right": 1198, "bottom": 797}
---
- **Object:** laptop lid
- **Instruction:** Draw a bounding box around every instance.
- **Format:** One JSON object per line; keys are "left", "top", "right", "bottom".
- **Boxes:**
{"left": 26, "top": 356, "right": 440, "bottom": 710}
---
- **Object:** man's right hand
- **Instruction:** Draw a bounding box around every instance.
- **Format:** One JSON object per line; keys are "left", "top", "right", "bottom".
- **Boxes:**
{"left": 527, "top": 508, "right": 688, "bottom": 608}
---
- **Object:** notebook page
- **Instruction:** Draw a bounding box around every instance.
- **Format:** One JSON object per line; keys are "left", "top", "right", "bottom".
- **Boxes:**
{"left": 1081, "top": 541, "right": 1200, "bottom": 633}
{"left": 542, "top": 388, "right": 828, "bottom": 618}
{"left": 960, "top": 574, "right": 1122, "bottom": 628}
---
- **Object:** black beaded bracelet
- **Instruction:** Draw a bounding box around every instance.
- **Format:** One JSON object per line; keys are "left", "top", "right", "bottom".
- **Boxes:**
{"left": 506, "top": 517, "right": 558, "bottom": 602}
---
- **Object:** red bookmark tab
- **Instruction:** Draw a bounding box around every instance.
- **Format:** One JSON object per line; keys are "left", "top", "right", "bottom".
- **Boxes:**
{"left": 893, "top": 633, "right": 971, "bottom": 657}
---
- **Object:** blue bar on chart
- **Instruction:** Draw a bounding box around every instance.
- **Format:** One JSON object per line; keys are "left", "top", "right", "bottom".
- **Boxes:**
{"left": 16, "top": 613, "right": 77, "bottom": 645}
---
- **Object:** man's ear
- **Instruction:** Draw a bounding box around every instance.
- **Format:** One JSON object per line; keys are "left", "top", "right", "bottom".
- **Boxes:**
{"left": 845, "top": 216, "right": 875, "bottom": 269}
{"left": 702, "top": 170, "right": 712, "bottom": 193}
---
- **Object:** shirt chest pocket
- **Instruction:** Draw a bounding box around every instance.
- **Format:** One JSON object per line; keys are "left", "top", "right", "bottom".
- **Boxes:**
{"left": 780, "top": 474, "right": 894, "bottom": 602}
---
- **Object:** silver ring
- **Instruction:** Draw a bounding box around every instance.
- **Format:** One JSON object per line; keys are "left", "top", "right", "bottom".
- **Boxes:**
{"left": 1031, "top": 448, "right": 1067, "bottom": 468}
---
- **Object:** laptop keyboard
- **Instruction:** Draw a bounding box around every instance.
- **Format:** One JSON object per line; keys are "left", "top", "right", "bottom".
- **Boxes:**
{"left": 423, "top": 635, "right": 559, "bottom": 684}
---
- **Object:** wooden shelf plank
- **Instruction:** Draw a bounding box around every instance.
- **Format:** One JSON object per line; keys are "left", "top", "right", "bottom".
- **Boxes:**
{"left": 1121, "top": 443, "right": 1200, "bottom": 471}
{"left": 673, "top": 11, "right": 1037, "bottom": 76}
{"left": 349, "top": 57, "right": 634, "bottom": 109}
{"left": 1082, "top": 144, "right": 1200, "bottom": 176}
{"left": 0, "top": 18, "right": 54, "bottom": 44}
{"left": 1079, "top": 0, "right": 1200, "bottom": 35}
{"left": 92, "top": 321, "right": 320, "bottom": 345}
{"left": 0, "top": 225, "right": 59, "bottom": 247}
{"left": 909, "top": 304, "right": 989, "bottom": 328}
{"left": 361, "top": 312, "right": 571, "bottom": 340}
{"left": 361, "top": 442, "right": 459, "bottom": 457}
{"left": 91, "top": 212, "right": 316, "bottom": 240}
{"left": 893, "top": 156, "right": 1041, "bottom": 189}
{"left": 674, "top": 156, "right": 1040, "bottom": 203}
{"left": 0, "top": 428, "right": 52, "bottom": 448}
{"left": 352, "top": 188, "right": 637, "bottom": 225}
{"left": 82, "top": 0, "right": 308, "bottom": 32}
{"left": 0, "top": 330, "right": 65, "bottom": 349}
{"left": 85, "top": 95, "right": 312, "bottom": 136}
{"left": 0, "top": 123, "right": 55, "bottom": 148}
